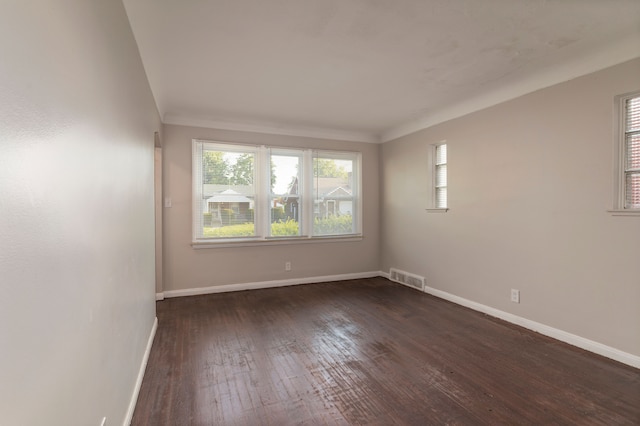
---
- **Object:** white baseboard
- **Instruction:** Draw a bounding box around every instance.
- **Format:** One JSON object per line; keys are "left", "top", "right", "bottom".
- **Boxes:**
{"left": 161, "top": 271, "right": 381, "bottom": 298}
{"left": 158, "top": 270, "right": 639, "bottom": 369}
{"left": 419, "top": 283, "right": 640, "bottom": 369}
{"left": 123, "top": 317, "right": 158, "bottom": 426}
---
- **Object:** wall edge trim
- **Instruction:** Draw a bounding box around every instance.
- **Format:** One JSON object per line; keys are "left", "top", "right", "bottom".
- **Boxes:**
{"left": 161, "top": 271, "right": 382, "bottom": 298}
{"left": 420, "top": 283, "right": 640, "bottom": 369}
{"left": 160, "top": 271, "right": 639, "bottom": 369}
{"left": 123, "top": 317, "right": 158, "bottom": 426}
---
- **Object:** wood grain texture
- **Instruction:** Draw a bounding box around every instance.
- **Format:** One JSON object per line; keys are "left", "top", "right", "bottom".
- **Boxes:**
{"left": 132, "top": 278, "right": 640, "bottom": 425}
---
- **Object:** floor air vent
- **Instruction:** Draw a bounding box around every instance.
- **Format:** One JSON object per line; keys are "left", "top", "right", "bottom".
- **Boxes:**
{"left": 389, "top": 268, "right": 425, "bottom": 291}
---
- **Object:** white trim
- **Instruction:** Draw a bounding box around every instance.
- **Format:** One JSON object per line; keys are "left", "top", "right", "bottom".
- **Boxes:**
{"left": 161, "top": 271, "right": 381, "bottom": 298}
{"left": 123, "top": 317, "right": 158, "bottom": 426}
{"left": 155, "top": 292, "right": 165, "bottom": 301}
{"left": 607, "top": 209, "right": 640, "bottom": 216}
{"left": 192, "top": 235, "right": 363, "bottom": 249}
{"left": 157, "top": 271, "right": 640, "bottom": 369}
{"left": 426, "top": 142, "right": 447, "bottom": 210}
{"left": 164, "top": 114, "right": 380, "bottom": 144}
{"left": 613, "top": 90, "right": 640, "bottom": 212}
{"left": 420, "top": 284, "right": 640, "bottom": 369}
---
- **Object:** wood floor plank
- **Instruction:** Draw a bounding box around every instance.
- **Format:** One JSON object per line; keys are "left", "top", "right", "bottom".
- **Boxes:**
{"left": 132, "top": 278, "right": 640, "bottom": 425}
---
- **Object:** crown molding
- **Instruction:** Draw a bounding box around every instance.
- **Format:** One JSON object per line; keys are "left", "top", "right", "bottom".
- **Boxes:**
{"left": 163, "top": 114, "right": 380, "bottom": 144}
{"left": 381, "top": 35, "right": 640, "bottom": 143}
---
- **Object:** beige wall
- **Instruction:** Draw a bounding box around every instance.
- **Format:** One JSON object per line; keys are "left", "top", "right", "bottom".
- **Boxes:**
{"left": 381, "top": 58, "right": 640, "bottom": 357}
{"left": 0, "top": 1, "right": 161, "bottom": 425}
{"left": 161, "top": 124, "right": 381, "bottom": 292}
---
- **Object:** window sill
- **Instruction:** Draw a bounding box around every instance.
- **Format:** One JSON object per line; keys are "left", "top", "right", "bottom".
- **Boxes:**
{"left": 425, "top": 208, "right": 449, "bottom": 213}
{"left": 607, "top": 209, "right": 640, "bottom": 217}
{"left": 192, "top": 234, "right": 364, "bottom": 249}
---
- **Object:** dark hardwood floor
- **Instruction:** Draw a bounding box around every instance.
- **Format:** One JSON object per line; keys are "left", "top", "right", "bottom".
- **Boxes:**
{"left": 131, "top": 277, "right": 640, "bottom": 425}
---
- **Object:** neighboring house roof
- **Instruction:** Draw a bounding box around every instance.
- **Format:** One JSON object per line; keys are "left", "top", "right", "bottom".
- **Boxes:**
{"left": 206, "top": 189, "right": 252, "bottom": 203}
{"left": 324, "top": 186, "right": 351, "bottom": 198}
{"left": 285, "top": 177, "right": 352, "bottom": 199}
{"left": 203, "top": 184, "right": 253, "bottom": 197}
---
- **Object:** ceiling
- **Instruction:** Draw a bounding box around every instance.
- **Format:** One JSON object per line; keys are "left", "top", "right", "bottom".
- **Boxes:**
{"left": 123, "top": 0, "right": 640, "bottom": 143}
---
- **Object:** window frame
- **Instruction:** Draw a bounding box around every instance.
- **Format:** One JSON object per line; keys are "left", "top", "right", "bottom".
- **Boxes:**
{"left": 192, "top": 139, "right": 363, "bottom": 247}
{"left": 426, "top": 141, "right": 449, "bottom": 213}
{"left": 611, "top": 91, "right": 640, "bottom": 216}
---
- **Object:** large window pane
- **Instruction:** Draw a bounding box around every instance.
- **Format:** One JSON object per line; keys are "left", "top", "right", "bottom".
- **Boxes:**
{"left": 270, "top": 151, "right": 301, "bottom": 236}
{"left": 201, "top": 147, "right": 256, "bottom": 238}
{"left": 313, "top": 152, "right": 357, "bottom": 236}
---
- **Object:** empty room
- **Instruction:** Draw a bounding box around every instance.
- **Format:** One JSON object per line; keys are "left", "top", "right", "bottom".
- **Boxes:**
{"left": 1, "top": 0, "right": 639, "bottom": 425}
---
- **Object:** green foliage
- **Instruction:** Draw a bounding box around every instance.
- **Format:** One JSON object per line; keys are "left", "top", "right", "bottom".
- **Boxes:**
{"left": 229, "top": 153, "right": 254, "bottom": 185}
{"left": 202, "top": 215, "right": 353, "bottom": 239}
{"left": 271, "top": 207, "right": 285, "bottom": 222}
{"left": 203, "top": 212, "right": 213, "bottom": 227}
{"left": 314, "top": 158, "right": 348, "bottom": 179}
{"left": 203, "top": 223, "right": 255, "bottom": 238}
{"left": 313, "top": 214, "right": 353, "bottom": 235}
{"left": 271, "top": 219, "right": 299, "bottom": 236}
{"left": 203, "top": 151, "right": 229, "bottom": 184}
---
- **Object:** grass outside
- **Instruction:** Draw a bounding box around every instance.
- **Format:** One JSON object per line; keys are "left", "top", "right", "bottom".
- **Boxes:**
{"left": 202, "top": 215, "right": 353, "bottom": 238}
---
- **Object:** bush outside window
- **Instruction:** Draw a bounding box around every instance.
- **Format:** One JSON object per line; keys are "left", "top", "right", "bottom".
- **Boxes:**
{"left": 192, "top": 140, "right": 362, "bottom": 244}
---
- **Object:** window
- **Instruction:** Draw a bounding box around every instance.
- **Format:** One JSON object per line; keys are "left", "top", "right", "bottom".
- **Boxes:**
{"left": 192, "top": 140, "right": 362, "bottom": 244}
{"left": 427, "top": 142, "right": 448, "bottom": 212}
{"left": 613, "top": 92, "right": 640, "bottom": 214}
{"left": 435, "top": 144, "right": 448, "bottom": 208}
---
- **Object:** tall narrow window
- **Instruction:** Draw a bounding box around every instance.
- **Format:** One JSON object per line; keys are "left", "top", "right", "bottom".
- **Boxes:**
{"left": 427, "top": 142, "right": 448, "bottom": 212}
{"left": 623, "top": 95, "right": 640, "bottom": 209}
{"left": 435, "top": 144, "right": 448, "bottom": 209}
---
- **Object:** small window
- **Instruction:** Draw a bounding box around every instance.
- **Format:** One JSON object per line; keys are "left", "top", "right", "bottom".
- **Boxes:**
{"left": 613, "top": 92, "right": 640, "bottom": 214}
{"left": 435, "top": 144, "right": 448, "bottom": 209}
{"left": 427, "top": 142, "right": 448, "bottom": 212}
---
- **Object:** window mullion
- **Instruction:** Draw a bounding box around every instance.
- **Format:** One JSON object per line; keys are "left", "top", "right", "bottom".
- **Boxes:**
{"left": 301, "top": 149, "right": 313, "bottom": 237}
{"left": 256, "top": 146, "right": 270, "bottom": 238}
{"left": 192, "top": 140, "right": 205, "bottom": 240}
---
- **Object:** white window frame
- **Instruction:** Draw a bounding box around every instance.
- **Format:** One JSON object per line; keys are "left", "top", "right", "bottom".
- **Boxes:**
{"left": 610, "top": 91, "right": 640, "bottom": 216}
{"left": 192, "top": 140, "right": 363, "bottom": 247}
{"left": 426, "top": 141, "right": 448, "bottom": 213}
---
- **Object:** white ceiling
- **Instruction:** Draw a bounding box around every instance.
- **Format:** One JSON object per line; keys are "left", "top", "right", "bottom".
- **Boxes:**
{"left": 123, "top": 0, "right": 640, "bottom": 143}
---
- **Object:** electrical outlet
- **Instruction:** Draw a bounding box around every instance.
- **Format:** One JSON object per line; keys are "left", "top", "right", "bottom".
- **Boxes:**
{"left": 510, "top": 289, "right": 520, "bottom": 303}
{"left": 285, "top": 261, "right": 291, "bottom": 271}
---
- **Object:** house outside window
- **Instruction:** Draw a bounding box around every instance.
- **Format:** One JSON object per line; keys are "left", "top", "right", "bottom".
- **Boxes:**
{"left": 192, "top": 140, "right": 362, "bottom": 244}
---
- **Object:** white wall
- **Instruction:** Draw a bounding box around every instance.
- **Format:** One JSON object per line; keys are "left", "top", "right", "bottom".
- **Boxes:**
{"left": 381, "top": 58, "right": 640, "bottom": 359}
{"left": 0, "top": 1, "right": 161, "bottom": 425}
{"left": 161, "top": 124, "right": 380, "bottom": 294}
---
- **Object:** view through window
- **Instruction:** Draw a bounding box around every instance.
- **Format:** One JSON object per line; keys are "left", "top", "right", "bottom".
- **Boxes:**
{"left": 192, "top": 141, "right": 362, "bottom": 243}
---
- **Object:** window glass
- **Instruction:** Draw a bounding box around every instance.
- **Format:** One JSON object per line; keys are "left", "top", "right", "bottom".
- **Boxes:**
{"left": 192, "top": 141, "right": 362, "bottom": 243}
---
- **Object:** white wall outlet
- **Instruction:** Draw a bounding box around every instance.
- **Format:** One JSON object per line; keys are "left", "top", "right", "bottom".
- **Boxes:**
{"left": 510, "top": 289, "right": 520, "bottom": 303}
{"left": 285, "top": 261, "right": 291, "bottom": 271}
{"left": 164, "top": 197, "right": 172, "bottom": 208}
